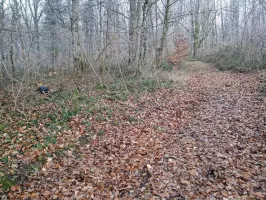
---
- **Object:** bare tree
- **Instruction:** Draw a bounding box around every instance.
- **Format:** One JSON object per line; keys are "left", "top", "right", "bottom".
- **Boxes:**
{"left": 71, "top": 0, "right": 82, "bottom": 73}
{"left": 157, "top": 0, "right": 171, "bottom": 64}
{"left": 138, "top": 0, "right": 150, "bottom": 75}
{"left": 0, "top": 0, "right": 6, "bottom": 83}
{"left": 0, "top": 0, "right": 265, "bottom": 83}
{"left": 28, "top": 0, "right": 44, "bottom": 54}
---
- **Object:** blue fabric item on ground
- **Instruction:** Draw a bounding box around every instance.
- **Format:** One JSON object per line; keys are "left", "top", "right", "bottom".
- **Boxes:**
{"left": 37, "top": 86, "right": 49, "bottom": 94}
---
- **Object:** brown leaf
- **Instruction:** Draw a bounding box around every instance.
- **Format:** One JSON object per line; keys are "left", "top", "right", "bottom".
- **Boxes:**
{"left": 188, "top": 169, "right": 198, "bottom": 176}
{"left": 43, "top": 190, "right": 51, "bottom": 197}
{"left": 254, "top": 192, "right": 265, "bottom": 198}
{"left": 180, "top": 178, "right": 190, "bottom": 185}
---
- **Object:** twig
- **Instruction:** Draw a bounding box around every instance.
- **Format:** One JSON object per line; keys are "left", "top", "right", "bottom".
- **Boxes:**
{"left": 94, "top": 39, "right": 113, "bottom": 62}
{"left": 15, "top": 108, "right": 26, "bottom": 117}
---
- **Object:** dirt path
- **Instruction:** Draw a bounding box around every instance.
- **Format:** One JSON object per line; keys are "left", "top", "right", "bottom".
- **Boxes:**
{"left": 162, "top": 64, "right": 266, "bottom": 199}
{"left": 7, "top": 63, "right": 266, "bottom": 199}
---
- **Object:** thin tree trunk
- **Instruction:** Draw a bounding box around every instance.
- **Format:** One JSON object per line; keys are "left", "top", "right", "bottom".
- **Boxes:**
{"left": 259, "top": 0, "right": 266, "bottom": 11}
{"left": 193, "top": 16, "right": 200, "bottom": 57}
{"left": 0, "top": 0, "right": 5, "bottom": 83}
{"left": 72, "top": 0, "right": 81, "bottom": 73}
{"left": 10, "top": 33, "right": 15, "bottom": 76}
{"left": 156, "top": 0, "right": 171, "bottom": 65}
{"left": 138, "top": 0, "right": 149, "bottom": 75}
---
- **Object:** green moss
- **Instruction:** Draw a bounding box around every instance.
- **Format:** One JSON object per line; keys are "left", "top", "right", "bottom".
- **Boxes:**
{"left": 94, "top": 84, "right": 107, "bottom": 90}
{"left": 0, "top": 175, "right": 17, "bottom": 191}
{"left": 0, "top": 124, "right": 5, "bottom": 132}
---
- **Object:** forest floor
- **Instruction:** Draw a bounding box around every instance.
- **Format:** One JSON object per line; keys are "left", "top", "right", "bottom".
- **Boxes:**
{"left": 1, "top": 62, "right": 266, "bottom": 199}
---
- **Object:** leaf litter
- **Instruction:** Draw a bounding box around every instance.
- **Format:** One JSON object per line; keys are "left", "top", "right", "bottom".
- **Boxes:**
{"left": 1, "top": 64, "right": 266, "bottom": 199}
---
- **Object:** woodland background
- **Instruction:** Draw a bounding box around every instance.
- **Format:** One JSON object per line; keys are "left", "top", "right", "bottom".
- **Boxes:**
{"left": 1, "top": 0, "right": 266, "bottom": 199}
{"left": 1, "top": 0, "right": 266, "bottom": 84}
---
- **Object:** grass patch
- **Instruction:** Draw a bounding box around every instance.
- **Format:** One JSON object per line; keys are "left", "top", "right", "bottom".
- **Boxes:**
{"left": 98, "top": 130, "right": 105, "bottom": 137}
{"left": 94, "top": 83, "right": 108, "bottom": 91}
{"left": 0, "top": 175, "right": 17, "bottom": 191}
{"left": 0, "top": 124, "right": 5, "bottom": 132}
{"left": 158, "top": 61, "right": 174, "bottom": 71}
{"left": 107, "top": 77, "right": 173, "bottom": 93}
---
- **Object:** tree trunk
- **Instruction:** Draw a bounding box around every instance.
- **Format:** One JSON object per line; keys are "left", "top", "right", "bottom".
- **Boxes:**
{"left": 156, "top": 0, "right": 171, "bottom": 65}
{"left": 10, "top": 0, "right": 20, "bottom": 77}
{"left": 0, "top": 0, "right": 5, "bottom": 83}
{"left": 190, "top": 0, "right": 200, "bottom": 58}
{"left": 71, "top": 0, "right": 81, "bottom": 73}
{"left": 192, "top": 16, "right": 200, "bottom": 57}
{"left": 128, "top": 0, "right": 141, "bottom": 71}
{"left": 137, "top": 0, "right": 149, "bottom": 75}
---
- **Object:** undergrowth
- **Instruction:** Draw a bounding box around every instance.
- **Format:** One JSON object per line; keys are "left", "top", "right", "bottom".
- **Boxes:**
{"left": 0, "top": 75, "right": 174, "bottom": 193}
{"left": 157, "top": 62, "right": 174, "bottom": 71}
{"left": 201, "top": 45, "right": 266, "bottom": 71}
{"left": 95, "top": 77, "right": 173, "bottom": 93}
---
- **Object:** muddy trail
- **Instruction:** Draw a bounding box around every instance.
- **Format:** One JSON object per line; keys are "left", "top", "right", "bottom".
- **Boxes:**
{"left": 4, "top": 63, "right": 266, "bottom": 199}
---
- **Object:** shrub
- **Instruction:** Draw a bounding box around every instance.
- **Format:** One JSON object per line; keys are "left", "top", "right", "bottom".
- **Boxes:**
{"left": 202, "top": 45, "right": 266, "bottom": 71}
{"left": 158, "top": 62, "right": 174, "bottom": 71}
{"left": 167, "top": 34, "right": 189, "bottom": 66}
